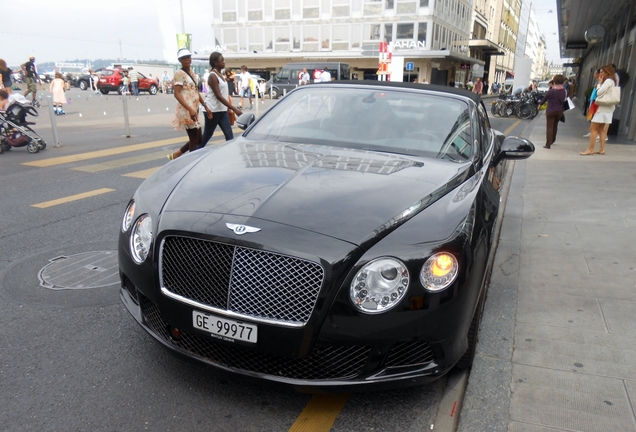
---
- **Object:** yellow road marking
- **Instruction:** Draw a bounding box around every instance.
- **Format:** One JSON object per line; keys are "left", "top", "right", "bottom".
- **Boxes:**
{"left": 288, "top": 394, "right": 350, "bottom": 432}
{"left": 31, "top": 188, "right": 116, "bottom": 208}
{"left": 123, "top": 167, "right": 161, "bottom": 179}
{"left": 503, "top": 119, "right": 522, "bottom": 136}
{"left": 22, "top": 137, "right": 184, "bottom": 168}
{"left": 73, "top": 151, "right": 168, "bottom": 172}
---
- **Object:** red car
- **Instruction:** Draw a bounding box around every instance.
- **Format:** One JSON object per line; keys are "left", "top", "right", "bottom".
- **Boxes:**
{"left": 97, "top": 68, "right": 159, "bottom": 95}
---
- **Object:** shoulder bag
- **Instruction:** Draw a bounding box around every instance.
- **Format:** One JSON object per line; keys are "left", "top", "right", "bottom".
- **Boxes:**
{"left": 595, "top": 84, "right": 620, "bottom": 106}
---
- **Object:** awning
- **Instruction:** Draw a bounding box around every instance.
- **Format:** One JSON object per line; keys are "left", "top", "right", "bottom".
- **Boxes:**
{"left": 468, "top": 39, "right": 505, "bottom": 56}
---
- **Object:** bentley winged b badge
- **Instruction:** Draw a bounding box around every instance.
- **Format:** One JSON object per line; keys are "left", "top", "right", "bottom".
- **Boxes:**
{"left": 226, "top": 223, "right": 261, "bottom": 235}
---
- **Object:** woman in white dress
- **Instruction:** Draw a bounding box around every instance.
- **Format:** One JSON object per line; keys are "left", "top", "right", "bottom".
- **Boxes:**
{"left": 581, "top": 65, "right": 618, "bottom": 155}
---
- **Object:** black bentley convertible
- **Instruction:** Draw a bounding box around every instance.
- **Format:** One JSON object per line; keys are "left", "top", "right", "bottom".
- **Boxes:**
{"left": 118, "top": 81, "right": 534, "bottom": 390}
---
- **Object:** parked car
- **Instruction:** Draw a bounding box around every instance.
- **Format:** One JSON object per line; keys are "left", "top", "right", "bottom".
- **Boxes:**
{"left": 537, "top": 81, "right": 550, "bottom": 94}
{"left": 118, "top": 81, "right": 535, "bottom": 390}
{"left": 97, "top": 68, "right": 159, "bottom": 95}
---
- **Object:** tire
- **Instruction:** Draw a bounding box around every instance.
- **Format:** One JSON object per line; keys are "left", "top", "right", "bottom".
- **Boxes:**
{"left": 491, "top": 101, "right": 499, "bottom": 116}
{"left": 455, "top": 290, "right": 486, "bottom": 369}
{"left": 100, "top": 88, "right": 109, "bottom": 95}
{"left": 149, "top": 85, "right": 158, "bottom": 95}
{"left": 1, "top": 140, "right": 11, "bottom": 151}
{"left": 27, "top": 141, "right": 40, "bottom": 154}
{"left": 270, "top": 87, "right": 280, "bottom": 99}
{"left": 38, "top": 140, "right": 47, "bottom": 150}
{"left": 117, "top": 84, "right": 126, "bottom": 95}
{"left": 79, "top": 80, "right": 88, "bottom": 91}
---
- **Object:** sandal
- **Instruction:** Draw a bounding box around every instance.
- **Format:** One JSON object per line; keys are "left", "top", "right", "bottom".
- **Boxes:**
{"left": 580, "top": 150, "right": 595, "bottom": 155}
{"left": 167, "top": 154, "right": 174, "bottom": 161}
{"left": 595, "top": 151, "right": 605, "bottom": 155}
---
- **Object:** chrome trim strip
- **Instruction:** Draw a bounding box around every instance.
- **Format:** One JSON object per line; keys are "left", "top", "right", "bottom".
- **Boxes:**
{"left": 160, "top": 286, "right": 306, "bottom": 328}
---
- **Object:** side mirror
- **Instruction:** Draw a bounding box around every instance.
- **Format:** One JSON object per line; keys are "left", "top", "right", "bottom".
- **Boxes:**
{"left": 236, "top": 113, "right": 256, "bottom": 131}
{"left": 493, "top": 136, "right": 535, "bottom": 165}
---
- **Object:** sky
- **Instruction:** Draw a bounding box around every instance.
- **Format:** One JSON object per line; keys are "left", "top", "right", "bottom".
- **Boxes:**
{"left": 2, "top": 0, "right": 564, "bottom": 68}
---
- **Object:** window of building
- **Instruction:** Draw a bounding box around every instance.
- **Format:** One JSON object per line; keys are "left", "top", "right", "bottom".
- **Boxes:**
{"left": 275, "top": 0, "right": 291, "bottom": 21}
{"left": 333, "top": 24, "right": 349, "bottom": 50}
{"left": 265, "top": 27, "right": 274, "bottom": 50}
{"left": 397, "top": 1, "right": 417, "bottom": 14}
{"left": 248, "top": 0, "right": 263, "bottom": 22}
{"left": 249, "top": 28, "right": 263, "bottom": 52}
{"left": 333, "top": 5, "right": 350, "bottom": 16}
{"left": 418, "top": 22, "right": 427, "bottom": 43}
{"left": 223, "top": 28, "right": 238, "bottom": 52}
{"left": 303, "top": 0, "right": 319, "bottom": 18}
{"left": 292, "top": 26, "right": 301, "bottom": 49}
{"left": 222, "top": 0, "right": 237, "bottom": 21}
{"left": 364, "top": 23, "right": 381, "bottom": 40}
{"left": 397, "top": 23, "right": 414, "bottom": 39}
{"left": 351, "top": 24, "right": 362, "bottom": 48}
{"left": 364, "top": 0, "right": 382, "bottom": 16}
{"left": 384, "top": 23, "right": 393, "bottom": 42}
{"left": 386, "top": 0, "right": 395, "bottom": 8}
{"left": 419, "top": 0, "right": 428, "bottom": 6}
{"left": 275, "top": 27, "right": 291, "bottom": 52}
{"left": 321, "top": 24, "right": 331, "bottom": 49}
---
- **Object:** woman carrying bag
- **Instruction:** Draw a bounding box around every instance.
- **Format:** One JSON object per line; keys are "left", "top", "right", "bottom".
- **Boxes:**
{"left": 581, "top": 65, "right": 619, "bottom": 155}
{"left": 538, "top": 74, "right": 567, "bottom": 149}
{"left": 198, "top": 52, "right": 243, "bottom": 149}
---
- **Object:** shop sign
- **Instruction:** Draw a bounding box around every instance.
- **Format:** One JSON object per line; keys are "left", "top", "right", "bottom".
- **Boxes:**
{"left": 460, "top": 63, "right": 471, "bottom": 70}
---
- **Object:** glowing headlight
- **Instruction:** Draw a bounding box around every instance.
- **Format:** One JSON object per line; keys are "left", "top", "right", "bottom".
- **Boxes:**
{"left": 130, "top": 214, "right": 152, "bottom": 263}
{"left": 121, "top": 200, "right": 135, "bottom": 232}
{"left": 420, "top": 252, "right": 458, "bottom": 292}
{"left": 350, "top": 258, "right": 409, "bottom": 314}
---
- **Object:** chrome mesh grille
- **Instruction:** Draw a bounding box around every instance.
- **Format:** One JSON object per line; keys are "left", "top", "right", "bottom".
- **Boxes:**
{"left": 160, "top": 236, "right": 324, "bottom": 324}
{"left": 385, "top": 341, "right": 434, "bottom": 367}
{"left": 140, "top": 295, "right": 370, "bottom": 380}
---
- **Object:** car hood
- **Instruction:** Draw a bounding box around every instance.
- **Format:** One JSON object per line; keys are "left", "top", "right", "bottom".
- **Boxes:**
{"left": 163, "top": 140, "right": 471, "bottom": 245}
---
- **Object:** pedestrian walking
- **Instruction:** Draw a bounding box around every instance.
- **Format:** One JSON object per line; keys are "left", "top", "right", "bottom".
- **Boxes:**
{"left": 167, "top": 48, "right": 212, "bottom": 161}
{"left": 299, "top": 68, "right": 310, "bottom": 85}
{"left": 226, "top": 71, "right": 236, "bottom": 97}
{"left": 538, "top": 74, "right": 567, "bottom": 149}
{"left": 580, "top": 65, "right": 619, "bottom": 156}
{"left": 473, "top": 78, "right": 483, "bottom": 95}
{"left": 198, "top": 52, "right": 243, "bottom": 150}
{"left": 238, "top": 65, "right": 253, "bottom": 110}
{"left": 21, "top": 55, "right": 39, "bottom": 106}
{"left": 162, "top": 71, "right": 170, "bottom": 94}
{"left": 0, "top": 59, "right": 13, "bottom": 94}
{"left": 128, "top": 67, "right": 139, "bottom": 97}
{"left": 49, "top": 72, "right": 66, "bottom": 115}
{"left": 121, "top": 71, "right": 131, "bottom": 95}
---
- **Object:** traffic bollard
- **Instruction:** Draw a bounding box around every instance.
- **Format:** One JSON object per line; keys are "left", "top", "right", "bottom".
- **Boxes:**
{"left": 121, "top": 94, "right": 131, "bottom": 138}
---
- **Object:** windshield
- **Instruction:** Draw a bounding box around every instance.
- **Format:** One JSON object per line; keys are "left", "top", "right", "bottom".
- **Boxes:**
{"left": 245, "top": 86, "right": 473, "bottom": 161}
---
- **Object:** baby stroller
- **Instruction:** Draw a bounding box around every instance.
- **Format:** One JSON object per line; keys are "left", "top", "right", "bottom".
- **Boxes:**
{"left": 0, "top": 95, "right": 47, "bottom": 154}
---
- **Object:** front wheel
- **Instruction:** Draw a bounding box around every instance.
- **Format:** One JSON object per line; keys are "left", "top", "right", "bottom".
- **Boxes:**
{"left": 270, "top": 87, "right": 280, "bottom": 99}
{"left": 149, "top": 85, "right": 158, "bottom": 95}
{"left": 38, "top": 140, "right": 47, "bottom": 150}
{"left": 27, "top": 141, "right": 40, "bottom": 154}
{"left": 117, "top": 85, "right": 126, "bottom": 95}
{"left": 99, "top": 88, "right": 109, "bottom": 95}
{"left": 79, "top": 80, "right": 88, "bottom": 91}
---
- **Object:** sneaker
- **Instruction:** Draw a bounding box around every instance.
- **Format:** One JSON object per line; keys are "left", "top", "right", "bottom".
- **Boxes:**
{"left": 583, "top": 132, "right": 591, "bottom": 137}
{"left": 238, "top": 105, "right": 243, "bottom": 110}
{"left": 60, "top": 110, "right": 65, "bottom": 115}
{"left": 596, "top": 136, "right": 600, "bottom": 142}
{"left": 249, "top": 105, "right": 254, "bottom": 110}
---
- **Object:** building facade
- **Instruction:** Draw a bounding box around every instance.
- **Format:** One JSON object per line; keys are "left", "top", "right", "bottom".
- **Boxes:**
{"left": 202, "top": 0, "right": 480, "bottom": 86}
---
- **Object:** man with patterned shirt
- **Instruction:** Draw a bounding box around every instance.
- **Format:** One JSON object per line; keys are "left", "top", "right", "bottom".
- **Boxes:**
{"left": 128, "top": 67, "right": 139, "bottom": 97}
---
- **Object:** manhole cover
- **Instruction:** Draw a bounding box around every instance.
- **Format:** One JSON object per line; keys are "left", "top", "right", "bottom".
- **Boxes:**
{"left": 38, "top": 251, "right": 120, "bottom": 290}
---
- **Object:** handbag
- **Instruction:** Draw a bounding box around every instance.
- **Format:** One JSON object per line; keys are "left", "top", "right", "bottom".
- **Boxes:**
{"left": 595, "top": 85, "right": 620, "bottom": 106}
{"left": 563, "top": 97, "right": 574, "bottom": 111}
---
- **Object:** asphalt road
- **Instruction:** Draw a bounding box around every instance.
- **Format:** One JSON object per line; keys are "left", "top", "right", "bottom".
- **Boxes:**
{"left": 0, "top": 88, "right": 527, "bottom": 432}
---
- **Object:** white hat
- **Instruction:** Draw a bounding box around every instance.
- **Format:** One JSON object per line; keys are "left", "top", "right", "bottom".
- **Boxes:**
{"left": 177, "top": 48, "right": 192, "bottom": 59}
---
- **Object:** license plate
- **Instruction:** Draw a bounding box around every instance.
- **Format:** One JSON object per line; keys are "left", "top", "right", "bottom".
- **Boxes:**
{"left": 192, "top": 310, "right": 257, "bottom": 343}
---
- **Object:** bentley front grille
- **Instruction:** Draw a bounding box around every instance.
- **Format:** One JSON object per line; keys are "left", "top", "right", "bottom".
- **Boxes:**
{"left": 160, "top": 236, "right": 325, "bottom": 325}
{"left": 140, "top": 295, "right": 370, "bottom": 381}
{"left": 385, "top": 341, "right": 434, "bottom": 367}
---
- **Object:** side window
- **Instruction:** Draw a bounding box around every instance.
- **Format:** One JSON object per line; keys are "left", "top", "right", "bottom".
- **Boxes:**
{"left": 274, "top": 68, "right": 290, "bottom": 82}
{"left": 291, "top": 70, "right": 302, "bottom": 82}
{"left": 477, "top": 103, "right": 492, "bottom": 155}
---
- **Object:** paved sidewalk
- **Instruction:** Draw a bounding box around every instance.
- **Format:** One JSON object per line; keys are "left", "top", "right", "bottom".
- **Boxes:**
{"left": 458, "top": 100, "right": 636, "bottom": 431}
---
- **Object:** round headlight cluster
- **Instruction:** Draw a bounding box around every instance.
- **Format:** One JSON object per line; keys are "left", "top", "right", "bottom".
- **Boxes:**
{"left": 420, "top": 252, "right": 458, "bottom": 292}
{"left": 121, "top": 201, "right": 136, "bottom": 232}
{"left": 350, "top": 258, "right": 409, "bottom": 314}
{"left": 130, "top": 214, "right": 153, "bottom": 263}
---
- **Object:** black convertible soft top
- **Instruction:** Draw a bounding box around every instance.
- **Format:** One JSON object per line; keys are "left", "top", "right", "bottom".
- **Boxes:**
{"left": 325, "top": 80, "right": 482, "bottom": 104}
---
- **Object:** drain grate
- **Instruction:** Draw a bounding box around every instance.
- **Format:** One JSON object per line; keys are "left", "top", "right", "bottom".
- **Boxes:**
{"left": 38, "top": 251, "right": 120, "bottom": 290}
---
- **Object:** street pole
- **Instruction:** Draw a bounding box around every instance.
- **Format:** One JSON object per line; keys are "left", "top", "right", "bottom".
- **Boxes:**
{"left": 46, "top": 96, "right": 61, "bottom": 148}
{"left": 121, "top": 95, "right": 131, "bottom": 138}
{"left": 180, "top": 0, "right": 185, "bottom": 34}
